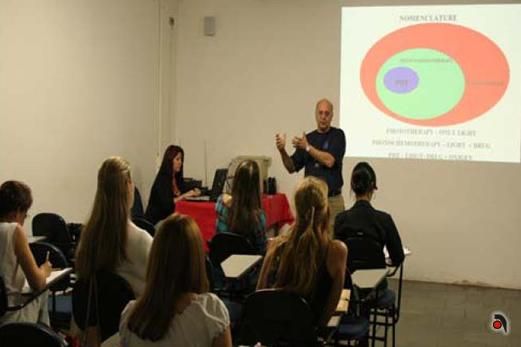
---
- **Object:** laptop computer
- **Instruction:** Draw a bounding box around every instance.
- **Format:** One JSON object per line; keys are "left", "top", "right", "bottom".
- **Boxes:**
{"left": 185, "top": 168, "right": 228, "bottom": 202}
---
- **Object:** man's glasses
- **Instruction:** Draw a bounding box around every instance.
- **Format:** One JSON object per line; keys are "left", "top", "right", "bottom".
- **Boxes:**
{"left": 318, "top": 110, "right": 331, "bottom": 116}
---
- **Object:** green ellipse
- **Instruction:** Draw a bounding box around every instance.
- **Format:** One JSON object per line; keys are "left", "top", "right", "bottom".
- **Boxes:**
{"left": 376, "top": 48, "right": 465, "bottom": 120}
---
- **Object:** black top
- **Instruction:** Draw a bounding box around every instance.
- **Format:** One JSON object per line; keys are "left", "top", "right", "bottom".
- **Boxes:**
{"left": 308, "top": 250, "right": 333, "bottom": 324}
{"left": 145, "top": 174, "right": 186, "bottom": 225}
{"left": 267, "top": 243, "right": 333, "bottom": 325}
{"left": 290, "top": 127, "right": 346, "bottom": 196}
{"left": 334, "top": 200, "right": 404, "bottom": 266}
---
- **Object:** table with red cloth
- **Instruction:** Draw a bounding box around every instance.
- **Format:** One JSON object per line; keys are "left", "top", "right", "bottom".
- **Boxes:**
{"left": 176, "top": 193, "right": 294, "bottom": 250}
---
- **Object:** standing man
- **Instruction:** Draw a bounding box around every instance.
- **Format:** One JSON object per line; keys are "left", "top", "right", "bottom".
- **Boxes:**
{"left": 276, "top": 98, "right": 346, "bottom": 230}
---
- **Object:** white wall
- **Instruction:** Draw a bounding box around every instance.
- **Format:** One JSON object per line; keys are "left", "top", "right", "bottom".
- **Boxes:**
{"left": 0, "top": 0, "right": 177, "bottom": 227}
{"left": 173, "top": 0, "right": 521, "bottom": 288}
{"left": 1, "top": 0, "right": 519, "bottom": 289}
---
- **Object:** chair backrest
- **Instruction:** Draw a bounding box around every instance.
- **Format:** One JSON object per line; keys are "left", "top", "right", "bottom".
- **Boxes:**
{"left": 337, "top": 226, "right": 386, "bottom": 274}
{"left": 132, "top": 217, "right": 155, "bottom": 237}
{"left": 131, "top": 187, "right": 145, "bottom": 219}
{"left": 205, "top": 256, "right": 216, "bottom": 291}
{"left": 29, "top": 242, "right": 70, "bottom": 292}
{"left": 32, "top": 213, "right": 73, "bottom": 258}
{"left": 0, "top": 276, "right": 7, "bottom": 317}
{"left": 240, "top": 289, "right": 317, "bottom": 346}
{"left": 72, "top": 270, "right": 135, "bottom": 342}
{"left": 208, "top": 232, "right": 256, "bottom": 266}
{"left": 0, "top": 322, "right": 66, "bottom": 347}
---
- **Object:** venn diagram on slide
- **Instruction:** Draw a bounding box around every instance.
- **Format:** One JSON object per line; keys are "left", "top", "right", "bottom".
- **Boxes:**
{"left": 361, "top": 23, "right": 509, "bottom": 126}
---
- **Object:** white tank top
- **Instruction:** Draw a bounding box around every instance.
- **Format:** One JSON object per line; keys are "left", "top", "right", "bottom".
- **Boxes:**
{"left": 0, "top": 222, "right": 25, "bottom": 300}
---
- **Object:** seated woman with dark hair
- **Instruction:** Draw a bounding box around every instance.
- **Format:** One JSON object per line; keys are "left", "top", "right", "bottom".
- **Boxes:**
{"left": 120, "top": 214, "right": 232, "bottom": 347}
{"left": 256, "top": 177, "right": 347, "bottom": 326}
{"left": 215, "top": 160, "right": 267, "bottom": 253}
{"left": 146, "top": 145, "right": 200, "bottom": 225}
{"left": 0, "top": 180, "right": 52, "bottom": 325}
{"left": 334, "top": 162, "right": 404, "bottom": 270}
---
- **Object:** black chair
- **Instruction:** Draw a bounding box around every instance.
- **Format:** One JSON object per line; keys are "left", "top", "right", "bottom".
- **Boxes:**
{"left": 338, "top": 227, "right": 386, "bottom": 274}
{"left": 32, "top": 213, "right": 74, "bottom": 262}
{"left": 29, "top": 242, "right": 70, "bottom": 293}
{"left": 330, "top": 272, "right": 371, "bottom": 346}
{"left": 0, "top": 322, "right": 66, "bottom": 347}
{"left": 208, "top": 232, "right": 256, "bottom": 266}
{"left": 67, "top": 222, "right": 83, "bottom": 245}
{"left": 72, "top": 270, "right": 135, "bottom": 342}
{"left": 205, "top": 255, "right": 243, "bottom": 335}
{"left": 29, "top": 242, "right": 72, "bottom": 329}
{"left": 208, "top": 232, "right": 258, "bottom": 295}
{"left": 131, "top": 187, "right": 145, "bottom": 219}
{"left": 240, "top": 289, "right": 319, "bottom": 347}
{"left": 132, "top": 217, "right": 155, "bottom": 236}
{"left": 338, "top": 227, "right": 397, "bottom": 347}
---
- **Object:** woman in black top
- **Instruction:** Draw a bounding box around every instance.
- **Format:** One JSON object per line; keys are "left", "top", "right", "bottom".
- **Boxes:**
{"left": 257, "top": 177, "right": 347, "bottom": 326}
{"left": 145, "top": 145, "right": 200, "bottom": 225}
{"left": 334, "top": 162, "right": 404, "bottom": 270}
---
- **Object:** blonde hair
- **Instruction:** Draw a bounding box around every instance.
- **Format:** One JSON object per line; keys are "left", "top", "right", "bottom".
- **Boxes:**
{"left": 127, "top": 213, "right": 209, "bottom": 341}
{"left": 76, "top": 157, "right": 132, "bottom": 279}
{"left": 273, "top": 177, "right": 330, "bottom": 296}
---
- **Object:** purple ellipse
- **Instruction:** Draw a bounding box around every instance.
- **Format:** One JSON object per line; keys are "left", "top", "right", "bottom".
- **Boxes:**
{"left": 384, "top": 67, "right": 419, "bottom": 93}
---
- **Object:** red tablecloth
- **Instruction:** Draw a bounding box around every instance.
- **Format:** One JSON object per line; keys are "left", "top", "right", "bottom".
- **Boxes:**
{"left": 176, "top": 193, "right": 294, "bottom": 250}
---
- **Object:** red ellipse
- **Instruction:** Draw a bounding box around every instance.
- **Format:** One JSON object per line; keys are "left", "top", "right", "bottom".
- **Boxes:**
{"left": 361, "top": 23, "right": 509, "bottom": 126}
{"left": 493, "top": 320, "right": 502, "bottom": 330}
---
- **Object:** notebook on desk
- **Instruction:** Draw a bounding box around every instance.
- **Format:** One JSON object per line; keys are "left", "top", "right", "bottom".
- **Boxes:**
{"left": 22, "top": 268, "right": 72, "bottom": 293}
{"left": 185, "top": 168, "right": 228, "bottom": 202}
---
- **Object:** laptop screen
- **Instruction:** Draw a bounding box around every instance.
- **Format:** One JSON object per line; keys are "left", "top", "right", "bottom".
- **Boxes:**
{"left": 210, "top": 168, "right": 228, "bottom": 197}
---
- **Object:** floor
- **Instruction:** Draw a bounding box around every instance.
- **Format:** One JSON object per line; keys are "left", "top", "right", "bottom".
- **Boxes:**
{"left": 388, "top": 279, "right": 521, "bottom": 347}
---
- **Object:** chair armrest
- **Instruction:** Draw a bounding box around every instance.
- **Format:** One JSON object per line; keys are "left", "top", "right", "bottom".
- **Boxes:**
{"left": 386, "top": 263, "right": 401, "bottom": 277}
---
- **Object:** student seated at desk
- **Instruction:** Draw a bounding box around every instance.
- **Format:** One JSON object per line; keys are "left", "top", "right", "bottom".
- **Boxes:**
{"left": 120, "top": 214, "right": 232, "bottom": 347}
{"left": 334, "top": 162, "right": 404, "bottom": 276}
{"left": 75, "top": 157, "right": 153, "bottom": 297}
{"left": 146, "top": 145, "right": 200, "bottom": 225}
{"left": 0, "top": 181, "right": 52, "bottom": 325}
{"left": 256, "top": 177, "right": 347, "bottom": 326}
{"left": 215, "top": 160, "right": 267, "bottom": 254}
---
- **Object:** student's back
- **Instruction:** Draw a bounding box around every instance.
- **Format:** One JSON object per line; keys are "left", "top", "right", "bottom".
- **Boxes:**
{"left": 75, "top": 157, "right": 152, "bottom": 297}
{"left": 120, "top": 214, "right": 232, "bottom": 347}
{"left": 214, "top": 160, "right": 267, "bottom": 254}
{"left": 0, "top": 181, "right": 52, "bottom": 325}
{"left": 257, "top": 177, "right": 347, "bottom": 326}
{"left": 120, "top": 293, "right": 228, "bottom": 347}
{"left": 334, "top": 162, "right": 404, "bottom": 268}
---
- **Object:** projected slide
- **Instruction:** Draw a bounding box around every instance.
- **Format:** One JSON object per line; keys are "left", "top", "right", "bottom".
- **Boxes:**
{"left": 340, "top": 5, "right": 521, "bottom": 163}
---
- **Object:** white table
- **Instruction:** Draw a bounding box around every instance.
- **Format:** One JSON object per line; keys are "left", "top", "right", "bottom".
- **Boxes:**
{"left": 351, "top": 268, "right": 389, "bottom": 289}
{"left": 28, "top": 235, "right": 47, "bottom": 243}
{"left": 22, "top": 268, "right": 73, "bottom": 294}
{"left": 221, "top": 254, "right": 262, "bottom": 279}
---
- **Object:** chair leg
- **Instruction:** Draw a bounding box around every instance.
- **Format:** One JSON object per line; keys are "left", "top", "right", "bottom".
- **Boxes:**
{"left": 371, "top": 308, "right": 377, "bottom": 347}
{"left": 383, "top": 308, "right": 388, "bottom": 347}
{"left": 392, "top": 306, "right": 396, "bottom": 347}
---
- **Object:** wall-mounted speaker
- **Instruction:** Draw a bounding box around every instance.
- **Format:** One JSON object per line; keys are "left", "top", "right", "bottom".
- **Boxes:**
{"left": 204, "top": 16, "right": 216, "bottom": 36}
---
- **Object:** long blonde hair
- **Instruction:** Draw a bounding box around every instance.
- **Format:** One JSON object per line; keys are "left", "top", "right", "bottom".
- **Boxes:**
{"left": 273, "top": 177, "right": 330, "bottom": 296}
{"left": 76, "top": 157, "right": 132, "bottom": 279}
{"left": 127, "top": 213, "right": 209, "bottom": 341}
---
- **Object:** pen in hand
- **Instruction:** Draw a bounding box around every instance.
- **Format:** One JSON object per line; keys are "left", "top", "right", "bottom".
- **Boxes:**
{"left": 42, "top": 251, "right": 52, "bottom": 277}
